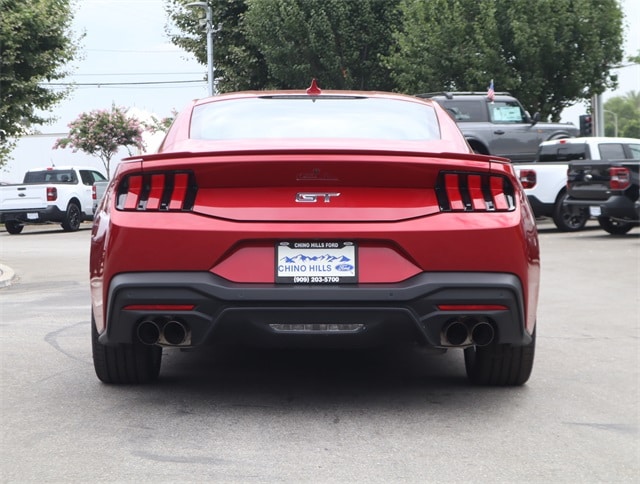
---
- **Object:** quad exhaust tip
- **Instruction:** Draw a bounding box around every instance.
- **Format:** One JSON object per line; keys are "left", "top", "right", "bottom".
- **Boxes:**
{"left": 443, "top": 319, "right": 495, "bottom": 347}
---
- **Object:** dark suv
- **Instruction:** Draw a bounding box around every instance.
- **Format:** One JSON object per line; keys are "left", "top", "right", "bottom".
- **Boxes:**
{"left": 418, "top": 92, "right": 579, "bottom": 162}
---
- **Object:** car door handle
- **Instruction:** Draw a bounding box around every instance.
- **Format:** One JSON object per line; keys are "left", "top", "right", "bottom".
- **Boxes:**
{"left": 494, "top": 130, "right": 505, "bottom": 135}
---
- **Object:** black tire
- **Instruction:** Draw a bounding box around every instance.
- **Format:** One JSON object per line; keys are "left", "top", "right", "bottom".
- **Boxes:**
{"left": 597, "top": 216, "right": 634, "bottom": 235}
{"left": 91, "top": 312, "right": 162, "bottom": 384}
{"left": 552, "top": 191, "right": 588, "bottom": 232}
{"left": 5, "top": 220, "right": 24, "bottom": 234}
{"left": 61, "top": 202, "right": 82, "bottom": 232}
{"left": 464, "top": 326, "right": 536, "bottom": 386}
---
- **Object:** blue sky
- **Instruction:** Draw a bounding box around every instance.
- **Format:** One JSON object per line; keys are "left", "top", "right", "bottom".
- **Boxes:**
{"left": 3, "top": 0, "right": 639, "bottom": 182}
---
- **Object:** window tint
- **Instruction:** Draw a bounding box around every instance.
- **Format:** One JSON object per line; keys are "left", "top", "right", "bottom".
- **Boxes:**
{"left": 537, "top": 143, "right": 589, "bottom": 162}
{"left": 598, "top": 144, "right": 625, "bottom": 159}
{"left": 626, "top": 144, "right": 640, "bottom": 159}
{"left": 80, "top": 171, "right": 93, "bottom": 185}
{"left": 24, "top": 170, "right": 77, "bottom": 183}
{"left": 191, "top": 97, "right": 441, "bottom": 141}
{"left": 438, "top": 100, "right": 486, "bottom": 122}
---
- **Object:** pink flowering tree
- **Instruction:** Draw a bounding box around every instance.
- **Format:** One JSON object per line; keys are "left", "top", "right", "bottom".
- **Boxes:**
{"left": 54, "top": 105, "right": 146, "bottom": 177}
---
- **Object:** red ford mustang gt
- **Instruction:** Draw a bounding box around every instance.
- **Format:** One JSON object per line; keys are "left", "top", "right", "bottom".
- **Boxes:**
{"left": 90, "top": 81, "right": 539, "bottom": 386}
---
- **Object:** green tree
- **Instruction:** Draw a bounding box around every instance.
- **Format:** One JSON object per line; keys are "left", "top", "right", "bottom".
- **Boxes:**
{"left": 53, "top": 106, "right": 146, "bottom": 177}
{"left": 603, "top": 91, "right": 640, "bottom": 138}
{"left": 0, "top": 0, "right": 80, "bottom": 166}
{"left": 386, "top": 0, "right": 505, "bottom": 94}
{"left": 386, "top": 0, "right": 624, "bottom": 121}
{"left": 243, "top": 0, "right": 401, "bottom": 90}
{"left": 165, "top": 0, "right": 269, "bottom": 92}
{"left": 165, "top": 0, "right": 401, "bottom": 92}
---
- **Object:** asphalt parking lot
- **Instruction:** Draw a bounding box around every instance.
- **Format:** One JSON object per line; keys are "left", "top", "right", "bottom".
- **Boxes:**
{"left": 0, "top": 219, "right": 638, "bottom": 482}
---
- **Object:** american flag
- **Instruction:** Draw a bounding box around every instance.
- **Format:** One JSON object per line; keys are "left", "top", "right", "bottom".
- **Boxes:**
{"left": 487, "top": 79, "right": 495, "bottom": 102}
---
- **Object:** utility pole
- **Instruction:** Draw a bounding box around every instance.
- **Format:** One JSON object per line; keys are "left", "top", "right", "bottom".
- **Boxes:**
{"left": 186, "top": 2, "right": 215, "bottom": 96}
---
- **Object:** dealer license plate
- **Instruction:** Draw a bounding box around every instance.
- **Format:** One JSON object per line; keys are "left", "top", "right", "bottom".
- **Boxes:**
{"left": 27, "top": 213, "right": 38, "bottom": 220}
{"left": 589, "top": 206, "right": 601, "bottom": 217}
{"left": 276, "top": 241, "right": 357, "bottom": 284}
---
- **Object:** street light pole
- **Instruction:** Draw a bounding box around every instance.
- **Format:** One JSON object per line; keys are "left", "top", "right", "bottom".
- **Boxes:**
{"left": 186, "top": 2, "right": 215, "bottom": 96}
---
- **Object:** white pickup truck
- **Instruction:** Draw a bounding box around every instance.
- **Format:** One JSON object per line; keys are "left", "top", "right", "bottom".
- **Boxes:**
{"left": 0, "top": 166, "right": 108, "bottom": 234}
{"left": 513, "top": 137, "right": 640, "bottom": 231}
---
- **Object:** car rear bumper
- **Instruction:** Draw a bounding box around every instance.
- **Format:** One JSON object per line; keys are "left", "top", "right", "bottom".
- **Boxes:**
{"left": 99, "top": 271, "right": 532, "bottom": 349}
{"left": 567, "top": 195, "right": 639, "bottom": 221}
{"left": 0, "top": 205, "right": 65, "bottom": 223}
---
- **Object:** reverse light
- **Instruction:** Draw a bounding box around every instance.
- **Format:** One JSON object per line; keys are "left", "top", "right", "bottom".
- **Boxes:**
{"left": 436, "top": 172, "right": 515, "bottom": 212}
{"left": 609, "top": 167, "right": 630, "bottom": 190}
{"left": 117, "top": 171, "right": 197, "bottom": 211}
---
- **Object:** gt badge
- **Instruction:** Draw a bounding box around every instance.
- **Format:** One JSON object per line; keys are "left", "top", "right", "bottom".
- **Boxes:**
{"left": 295, "top": 192, "right": 341, "bottom": 203}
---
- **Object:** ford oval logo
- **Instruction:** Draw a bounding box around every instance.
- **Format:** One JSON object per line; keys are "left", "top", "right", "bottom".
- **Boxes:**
{"left": 335, "top": 264, "right": 354, "bottom": 272}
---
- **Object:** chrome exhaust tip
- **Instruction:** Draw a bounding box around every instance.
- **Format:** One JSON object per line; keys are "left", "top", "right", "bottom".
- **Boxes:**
{"left": 163, "top": 320, "right": 188, "bottom": 345}
{"left": 137, "top": 320, "right": 161, "bottom": 345}
{"left": 471, "top": 322, "right": 495, "bottom": 346}
{"left": 443, "top": 320, "right": 469, "bottom": 346}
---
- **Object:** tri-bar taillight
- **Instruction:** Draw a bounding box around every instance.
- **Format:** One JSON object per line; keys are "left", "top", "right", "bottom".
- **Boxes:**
{"left": 116, "top": 171, "right": 197, "bottom": 211}
{"left": 436, "top": 172, "right": 516, "bottom": 212}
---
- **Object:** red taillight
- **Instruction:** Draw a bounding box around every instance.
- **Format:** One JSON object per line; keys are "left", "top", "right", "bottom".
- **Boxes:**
{"left": 518, "top": 169, "right": 536, "bottom": 189}
{"left": 609, "top": 167, "right": 630, "bottom": 190}
{"left": 46, "top": 187, "right": 57, "bottom": 201}
{"left": 437, "top": 172, "right": 515, "bottom": 212}
{"left": 92, "top": 184, "right": 97, "bottom": 200}
{"left": 117, "top": 171, "right": 196, "bottom": 212}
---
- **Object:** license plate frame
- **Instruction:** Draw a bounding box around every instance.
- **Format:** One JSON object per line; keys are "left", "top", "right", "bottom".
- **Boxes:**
{"left": 275, "top": 241, "right": 357, "bottom": 284}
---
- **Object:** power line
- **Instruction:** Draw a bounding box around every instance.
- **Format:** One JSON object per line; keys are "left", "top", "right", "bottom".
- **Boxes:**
{"left": 41, "top": 79, "right": 205, "bottom": 87}
{"left": 71, "top": 72, "right": 204, "bottom": 77}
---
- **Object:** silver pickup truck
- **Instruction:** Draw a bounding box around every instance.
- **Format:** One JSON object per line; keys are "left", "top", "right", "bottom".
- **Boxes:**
{"left": 417, "top": 92, "right": 579, "bottom": 163}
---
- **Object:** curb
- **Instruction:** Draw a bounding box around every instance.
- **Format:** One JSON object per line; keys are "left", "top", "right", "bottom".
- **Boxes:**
{"left": 0, "top": 263, "right": 16, "bottom": 288}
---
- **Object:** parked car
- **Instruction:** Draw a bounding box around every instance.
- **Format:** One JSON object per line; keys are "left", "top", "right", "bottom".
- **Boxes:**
{"left": 0, "top": 166, "right": 107, "bottom": 234}
{"left": 418, "top": 91, "right": 579, "bottom": 162}
{"left": 566, "top": 140, "right": 640, "bottom": 234}
{"left": 91, "top": 81, "right": 539, "bottom": 386}
{"left": 514, "top": 137, "right": 640, "bottom": 231}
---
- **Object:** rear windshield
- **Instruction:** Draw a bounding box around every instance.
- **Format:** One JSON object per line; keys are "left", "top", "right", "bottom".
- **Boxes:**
{"left": 23, "top": 170, "right": 77, "bottom": 184}
{"left": 437, "top": 100, "right": 486, "bottom": 122}
{"left": 190, "top": 96, "right": 441, "bottom": 141}
{"left": 537, "top": 143, "right": 589, "bottom": 162}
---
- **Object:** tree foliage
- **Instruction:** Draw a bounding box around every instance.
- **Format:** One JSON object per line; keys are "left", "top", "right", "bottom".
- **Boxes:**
{"left": 165, "top": 0, "right": 269, "bottom": 92}
{"left": 603, "top": 91, "right": 640, "bottom": 138}
{"left": 242, "top": 0, "right": 401, "bottom": 90}
{"left": 387, "top": 0, "right": 624, "bottom": 121}
{"left": 0, "top": 0, "right": 80, "bottom": 166}
{"left": 165, "top": 0, "right": 400, "bottom": 92}
{"left": 166, "top": 0, "right": 624, "bottom": 121}
{"left": 54, "top": 106, "right": 146, "bottom": 177}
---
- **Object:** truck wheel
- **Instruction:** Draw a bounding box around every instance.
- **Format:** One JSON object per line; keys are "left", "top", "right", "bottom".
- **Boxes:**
{"left": 552, "top": 191, "right": 588, "bottom": 232}
{"left": 4, "top": 221, "right": 24, "bottom": 234}
{"left": 464, "top": 327, "right": 536, "bottom": 386}
{"left": 597, "top": 216, "right": 634, "bottom": 235}
{"left": 92, "top": 312, "right": 162, "bottom": 384}
{"left": 61, "top": 202, "right": 82, "bottom": 231}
